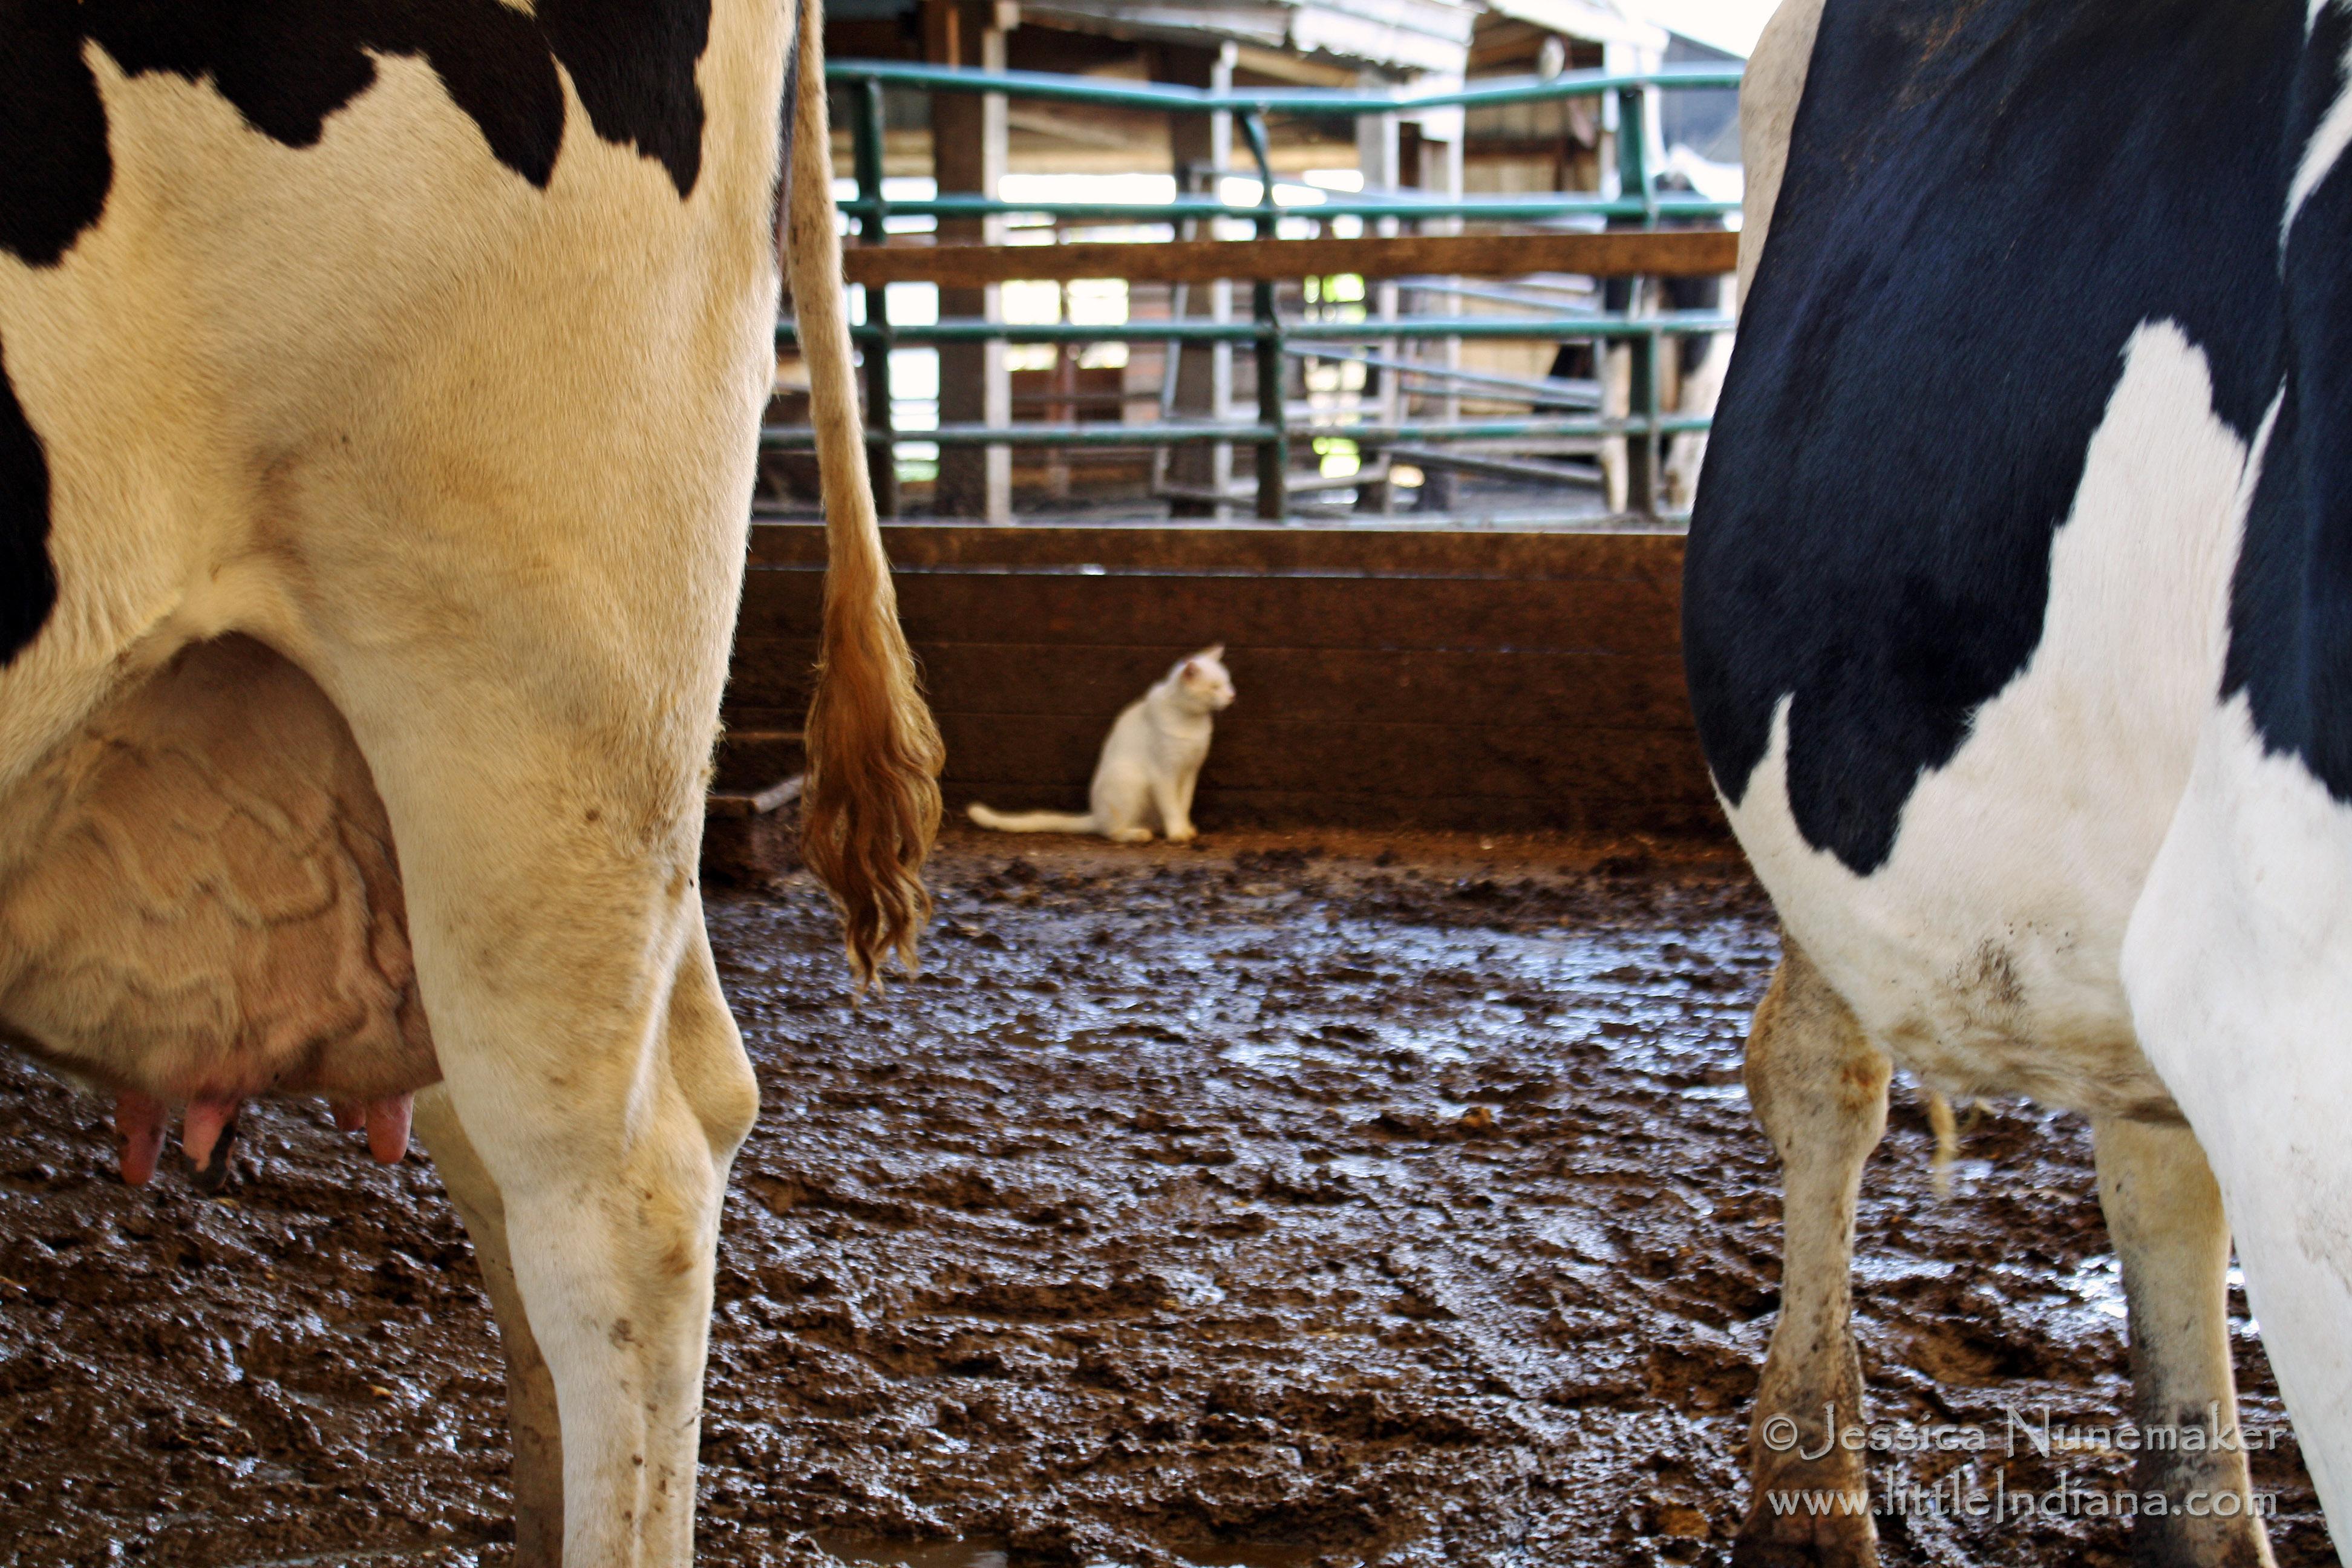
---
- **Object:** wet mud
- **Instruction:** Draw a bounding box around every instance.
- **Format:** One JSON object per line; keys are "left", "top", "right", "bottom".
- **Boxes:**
{"left": 0, "top": 829, "right": 2331, "bottom": 1568}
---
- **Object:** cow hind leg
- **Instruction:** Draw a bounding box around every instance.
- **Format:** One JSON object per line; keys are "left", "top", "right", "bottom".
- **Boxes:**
{"left": 2094, "top": 1117, "right": 2275, "bottom": 1567}
{"left": 414, "top": 1086, "right": 566, "bottom": 1568}
{"left": 313, "top": 636, "right": 759, "bottom": 1566}
{"left": 1737, "top": 940, "right": 1887, "bottom": 1568}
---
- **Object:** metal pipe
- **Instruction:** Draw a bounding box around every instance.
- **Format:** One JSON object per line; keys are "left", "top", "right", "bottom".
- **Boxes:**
{"left": 777, "top": 312, "right": 1733, "bottom": 347}
{"left": 1383, "top": 445, "right": 1604, "bottom": 488}
{"left": 1284, "top": 346, "right": 1602, "bottom": 408}
{"left": 834, "top": 194, "right": 1737, "bottom": 224}
{"left": 853, "top": 77, "right": 898, "bottom": 515}
{"left": 1241, "top": 113, "right": 1287, "bottom": 521}
{"left": 769, "top": 422, "right": 1278, "bottom": 446}
{"left": 759, "top": 412, "right": 1714, "bottom": 447}
{"left": 1399, "top": 279, "right": 1603, "bottom": 312}
{"left": 1296, "top": 412, "right": 1719, "bottom": 437}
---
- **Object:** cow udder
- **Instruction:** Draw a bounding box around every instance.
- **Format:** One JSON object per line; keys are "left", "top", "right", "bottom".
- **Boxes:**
{"left": 0, "top": 636, "right": 440, "bottom": 1116}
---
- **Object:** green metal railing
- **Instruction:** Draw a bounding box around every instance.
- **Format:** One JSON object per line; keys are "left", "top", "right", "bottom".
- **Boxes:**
{"left": 768, "top": 57, "right": 1742, "bottom": 520}
{"left": 773, "top": 308, "right": 1730, "bottom": 345}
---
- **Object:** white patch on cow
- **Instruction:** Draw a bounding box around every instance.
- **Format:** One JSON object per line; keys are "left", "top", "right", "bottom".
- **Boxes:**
{"left": 1722, "top": 322, "right": 2251, "bottom": 1117}
{"left": 2287, "top": 19, "right": 2352, "bottom": 238}
{"left": 2127, "top": 694, "right": 2352, "bottom": 1526}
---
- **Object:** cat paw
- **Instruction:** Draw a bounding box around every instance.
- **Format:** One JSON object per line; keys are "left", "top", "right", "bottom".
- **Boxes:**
{"left": 1110, "top": 827, "right": 1154, "bottom": 844}
{"left": 1166, "top": 826, "right": 1198, "bottom": 844}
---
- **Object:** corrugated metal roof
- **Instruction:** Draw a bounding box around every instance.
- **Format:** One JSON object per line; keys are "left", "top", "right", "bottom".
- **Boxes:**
{"left": 896, "top": 0, "right": 1745, "bottom": 79}
{"left": 1019, "top": 0, "right": 1478, "bottom": 73}
{"left": 1478, "top": 0, "right": 1665, "bottom": 50}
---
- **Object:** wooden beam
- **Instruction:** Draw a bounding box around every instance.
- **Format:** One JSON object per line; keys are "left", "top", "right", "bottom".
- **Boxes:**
{"left": 726, "top": 641, "right": 1698, "bottom": 733}
{"left": 745, "top": 519, "right": 1686, "bottom": 580}
{"left": 722, "top": 524, "right": 1722, "bottom": 838}
{"left": 738, "top": 561, "right": 1684, "bottom": 654}
{"left": 840, "top": 228, "right": 1736, "bottom": 287}
{"left": 707, "top": 773, "right": 802, "bottom": 819}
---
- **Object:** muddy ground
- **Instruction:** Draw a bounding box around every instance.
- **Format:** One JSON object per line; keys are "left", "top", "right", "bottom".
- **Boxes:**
{"left": 0, "top": 828, "right": 2330, "bottom": 1568}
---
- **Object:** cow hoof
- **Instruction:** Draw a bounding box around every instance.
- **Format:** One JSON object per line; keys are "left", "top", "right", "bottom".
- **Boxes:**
{"left": 1733, "top": 1508, "right": 1877, "bottom": 1568}
{"left": 1731, "top": 1540, "right": 1877, "bottom": 1568}
{"left": 188, "top": 1114, "right": 240, "bottom": 1195}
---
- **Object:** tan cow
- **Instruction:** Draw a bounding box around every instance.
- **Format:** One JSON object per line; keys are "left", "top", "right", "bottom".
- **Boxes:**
{"left": 0, "top": 0, "right": 935, "bottom": 1561}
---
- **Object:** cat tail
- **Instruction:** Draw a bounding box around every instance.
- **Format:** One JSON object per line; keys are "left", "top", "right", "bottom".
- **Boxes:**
{"left": 967, "top": 803, "right": 1099, "bottom": 834}
{"left": 786, "top": 0, "right": 945, "bottom": 991}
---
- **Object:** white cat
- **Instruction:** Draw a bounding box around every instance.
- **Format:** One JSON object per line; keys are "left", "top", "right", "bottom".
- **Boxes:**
{"left": 968, "top": 647, "right": 1235, "bottom": 843}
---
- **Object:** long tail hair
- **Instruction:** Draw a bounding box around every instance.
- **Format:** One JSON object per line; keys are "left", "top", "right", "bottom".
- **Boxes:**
{"left": 777, "top": 0, "right": 944, "bottom": 984}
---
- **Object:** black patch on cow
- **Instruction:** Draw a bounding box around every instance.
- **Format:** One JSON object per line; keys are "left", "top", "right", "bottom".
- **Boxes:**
{"left": 2226, "top": 5, "right": 2352, "bottom": 800}
{"left": 0, "top": 0, "right": 713, "bottom": 269}
{"left": 1683, "top": 0, "right": 2297, "bottom": 872}
{"left": 0, "top": 340, "right": 60, "bottom": 669}
{"left": 0, "top": 0, "right": 114, "bottom": 268}
{"left": 82, "top": 0, "right": 565, "bottom": 185}
{"left": 540, "top": 0, "right": 713, "bottom": 197}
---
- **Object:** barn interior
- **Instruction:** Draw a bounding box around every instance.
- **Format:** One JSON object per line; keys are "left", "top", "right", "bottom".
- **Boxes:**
{"left": 730, "top": 0, "right": 1745, "bottom": 847}
{"left": 0, "top": 3, "right": 2336, "bottom": 1567}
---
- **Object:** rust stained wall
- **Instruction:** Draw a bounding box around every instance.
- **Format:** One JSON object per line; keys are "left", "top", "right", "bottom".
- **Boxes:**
{"left": 729, "top": 523, "right": 1728, "bottom": 839}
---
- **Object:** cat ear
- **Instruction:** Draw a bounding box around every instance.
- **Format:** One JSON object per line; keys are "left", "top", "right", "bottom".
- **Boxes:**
{"left": 1200, "top": 644, "right": 1224, "bottom": 662}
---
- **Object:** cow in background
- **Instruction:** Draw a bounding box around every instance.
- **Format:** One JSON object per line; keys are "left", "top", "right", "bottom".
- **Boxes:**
{"left": 0, "top": 0, "right": 937, "bottom": 1561}
{"left": 1550, "top": 168, "right": 1733, "bottom": 514}
{"left": 1662, "top": 323, "right": 1732, "bottom": 511}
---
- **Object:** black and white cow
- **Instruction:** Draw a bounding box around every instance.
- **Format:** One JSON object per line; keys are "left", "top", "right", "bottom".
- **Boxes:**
{"left": 1687, "top": 0, "right": 2352, "bottom": 1562}
{"left": 0, "top": 1, "right": 938, "bottom": 1563}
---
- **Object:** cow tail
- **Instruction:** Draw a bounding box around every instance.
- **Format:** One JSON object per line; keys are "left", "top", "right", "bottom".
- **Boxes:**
{"left": 781, "top": 0, "right": 944, "bottom": 987}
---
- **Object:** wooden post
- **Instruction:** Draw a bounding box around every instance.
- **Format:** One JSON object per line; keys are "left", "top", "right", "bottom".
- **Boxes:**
{"left": 1159, "top": 41, "right": 1234, "bottom": 518}
{"left": 927, "top": 0, "right": 1011, "bottom": 522}
{"left": 1405, "top": 113, "right": 1465, "bottom": 514}
{"left": 1046, "top": 339, "right": 1074, "bottom": 499}
{"left": 1240, "top": 112, "right": 1287, "bottom": 521}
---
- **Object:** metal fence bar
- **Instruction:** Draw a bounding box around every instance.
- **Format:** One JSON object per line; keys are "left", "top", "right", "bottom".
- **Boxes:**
{"left": 776, "top": 58, "right": 1742, "bottom": 520}
{"left": 1240, "top": 113, "right": 1287, "bottom": 520}
{"left": 834, "top": 194, "right": 1735, "bottom": 223}
{"left": 761, "top": 414, "right": 1716, "bottom": 448}
{"left": 1299, "top": 413, "right": 1721, "bottom": 439}
{"left": 1288, "top": 347, "right": 1602, "bottom": 408}
{"left": 776, "top": 312, "right": 1734, "bottom": 347}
